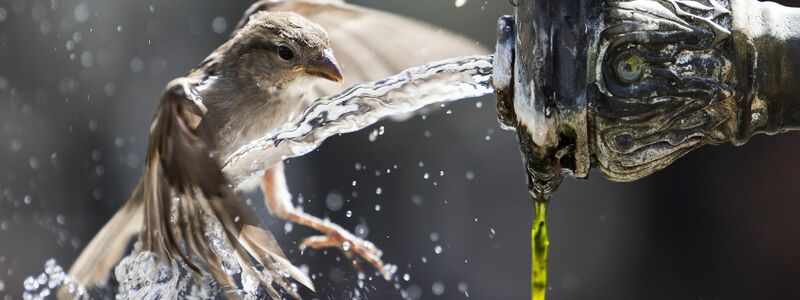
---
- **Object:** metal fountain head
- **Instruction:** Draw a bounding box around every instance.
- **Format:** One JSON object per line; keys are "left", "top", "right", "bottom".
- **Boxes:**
{"left": 494, "top": 0, "right": 800, "bottom": 199}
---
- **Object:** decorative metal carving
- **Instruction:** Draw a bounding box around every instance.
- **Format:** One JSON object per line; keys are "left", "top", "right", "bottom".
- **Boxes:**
{"left": 593, "top": 0, "right": 736, "bottom": 181}
{"left": 495, "top": 0, "right": 800, "bottom": 193}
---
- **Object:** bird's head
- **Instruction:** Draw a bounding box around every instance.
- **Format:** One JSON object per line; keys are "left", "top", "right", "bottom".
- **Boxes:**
{"left": 224, "top": 11, "right": 344, "bottom": 87}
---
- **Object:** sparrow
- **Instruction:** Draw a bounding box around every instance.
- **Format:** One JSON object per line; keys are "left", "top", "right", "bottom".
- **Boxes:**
{"left": 65, "top": 0, "right": 486, "bottom": 297}
{"left": 65, "top": 11, "right": 343, "bottom": 298}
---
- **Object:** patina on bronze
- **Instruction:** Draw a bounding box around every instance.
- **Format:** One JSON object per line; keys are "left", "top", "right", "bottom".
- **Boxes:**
{"left": 495, "top": 0, "right": 800, "bottom": 195}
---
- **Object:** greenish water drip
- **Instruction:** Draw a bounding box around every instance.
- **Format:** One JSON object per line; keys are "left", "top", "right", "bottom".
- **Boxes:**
{"left": 532, "top": 195, "right": 549, "bottom": 300}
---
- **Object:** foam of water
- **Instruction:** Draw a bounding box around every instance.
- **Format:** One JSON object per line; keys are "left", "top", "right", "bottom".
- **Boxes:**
{"left": 222, "top": 55, "right": 494, "bottom": 188}
{"left": 23, "top": 259, "right": 87, "bottom": 300}
{"left": 113, "top": 251, "right": 222, "bottom": 300}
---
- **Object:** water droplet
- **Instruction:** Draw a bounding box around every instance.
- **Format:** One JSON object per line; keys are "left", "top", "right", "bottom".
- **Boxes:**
{"left": 29, "top": 157, "right": 39, "bottom": 169}
{"left": 342, "top": 241, "right": 351, "bottom": 251}
{"left": 429, "top": 232, "right": 439, "bottom": 242}
{"left": 434, "top": 245, "right": 442, "bottom": 254}
{"left": 465, "top": 171, "right": 475, "bottom": 180}
{"left": 352, "top": 180, "right": 357, "bottom": 187}
{"left": 80, "top": 51, "right": 94, "bottom": 68}
{"left": 375, "top": 187, "right": 382, "bottom": 195}
{"left": 458, "top": 282, "right": 469, "bottom": 295}
{"left": 368, "top": 128, "right": 379, "bottom": 142}
{"left": 24, "top": 276, "right": 37, "bottom": 291}
{"left": 475, "top": 101, "right": 483, "bottom": 108}
{"left": 346, "top": 210, "right": 352, "bottom": 218}
{"left": 374, "top": 204, "right": 381, "bottom": 211}
{"left": 39, "top": 20, "right": 53, "bottom": 34}
{"left": 439, "top": 170, "right": 444, "bottom": 177}
{"left": 403, "top": 273, "right": 410, "bottom": 281}
{"left": 432, "top": 282, "right": 445, "bottom": 295}
{"left": 73, "top": 4, "right": 89, "bottom": 23}
{"left": 88, "top": 120, "right": 98, "bottom": 131}
{"left": 104, "top": 82, "right": 117, "bottom": 97}
{"left": 116, "top": 25, "right": 123, "bottom": 32}
{"left": 284, "top": 222, "right": 293, "bottom": 234}
{"left": 10, "top": 139, "right": 22, "bottom": 152}
{"left": 23, "top": 195, "right": 31, "bottom": 205}
{"left": 325, "top": 191, "right": 344, "bottom": 211}
{"left": 130, "top": 57, "right": 144, "bottom": 73}
{"left": 423, "top": 173, "right": 429, "bottom": 179}
{"left": 211, "top": 16, "right": 227, "bottom": 34}
{"left": 355, "top": 222, "right": 369, "bottom": 238}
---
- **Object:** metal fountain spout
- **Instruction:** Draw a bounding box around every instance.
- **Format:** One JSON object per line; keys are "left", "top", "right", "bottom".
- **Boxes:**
{"left": 494, "top": 0, "right": 800, "bottom": 197}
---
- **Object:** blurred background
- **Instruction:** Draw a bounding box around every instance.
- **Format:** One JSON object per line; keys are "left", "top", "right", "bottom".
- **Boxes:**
{"left": 2, "top": 0, "right": 800, "bottom": 299}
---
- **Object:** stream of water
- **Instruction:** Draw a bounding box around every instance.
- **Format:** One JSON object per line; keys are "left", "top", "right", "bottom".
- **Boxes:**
{"left": 532, "top": 197, "right": 549, "bottom": 300}
{"left": 221, "top": 55, "right": 494, "bottom": 188}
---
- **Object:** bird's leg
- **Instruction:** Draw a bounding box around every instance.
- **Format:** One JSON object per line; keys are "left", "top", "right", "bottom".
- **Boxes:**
{"left": 261, "top": 163, "right": 389, "bottom": 279}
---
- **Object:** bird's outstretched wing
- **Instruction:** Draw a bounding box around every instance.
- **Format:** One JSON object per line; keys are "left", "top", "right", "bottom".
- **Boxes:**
{"left": 233, "top": 0, "right": 489, "bottom": 99}
{"left": 142, "top": 78, "right": 313, "bottom": 297}
{"left": 65, "top": 79, "right": 312, "bottom": 299}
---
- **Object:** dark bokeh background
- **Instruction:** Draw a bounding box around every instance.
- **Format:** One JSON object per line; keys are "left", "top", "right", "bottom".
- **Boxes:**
{"left": 2, "top": 0, "right": 800, "bottom": 299}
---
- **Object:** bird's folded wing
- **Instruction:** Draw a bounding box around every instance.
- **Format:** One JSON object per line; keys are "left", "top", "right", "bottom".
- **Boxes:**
{"left": 235, "top": 0, "right": 489, "bottom": 99}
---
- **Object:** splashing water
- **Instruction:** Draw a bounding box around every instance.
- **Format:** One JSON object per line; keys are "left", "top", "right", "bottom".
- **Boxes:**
{"left": 532, "top": 197, "right": 549, "bottom": 300}
{"left": 114, "top": 251, "right": 221, "bottom": 299}
{"left": 222, "top": 55, "right": 494, "bottom": 187}
{"left": 23, "top": 259, "right": 87, "bottom": 300}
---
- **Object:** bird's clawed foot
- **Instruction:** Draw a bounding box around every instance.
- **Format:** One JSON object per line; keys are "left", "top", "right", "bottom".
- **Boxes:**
{"left": 298, "top": 220, "right": 389, "bottom": 280}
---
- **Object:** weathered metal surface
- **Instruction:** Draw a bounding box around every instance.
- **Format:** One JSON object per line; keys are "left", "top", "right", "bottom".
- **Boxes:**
{"left": 495, "top": 0, "right": 800, "bottom": 195}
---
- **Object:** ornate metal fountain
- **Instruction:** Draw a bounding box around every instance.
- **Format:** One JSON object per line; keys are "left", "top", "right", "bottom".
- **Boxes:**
{"left": 493, "top": 0, "right": 800, "bottom": 298}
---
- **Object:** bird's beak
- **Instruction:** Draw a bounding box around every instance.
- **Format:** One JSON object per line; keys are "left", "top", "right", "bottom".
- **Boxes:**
{"left": 303, "top": 49, "right": 344, "bottom": 83}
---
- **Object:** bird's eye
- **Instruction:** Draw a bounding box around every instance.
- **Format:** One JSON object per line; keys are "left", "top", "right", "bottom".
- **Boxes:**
{"left": 277, "top": 45, "right": 294, "bottom": 61}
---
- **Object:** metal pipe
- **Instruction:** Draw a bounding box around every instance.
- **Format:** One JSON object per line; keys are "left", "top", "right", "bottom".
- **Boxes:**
{"left": 494, "top": 0, "right": 800, "bottom": 195}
